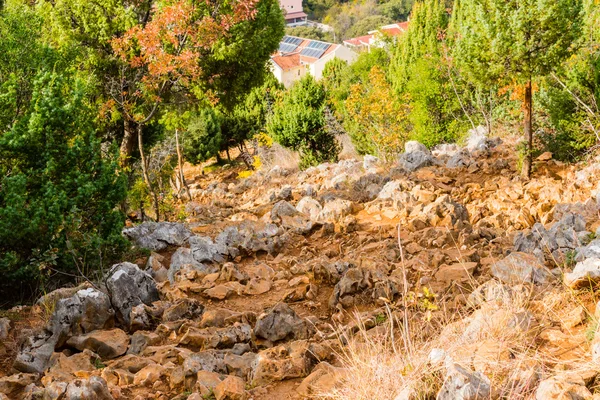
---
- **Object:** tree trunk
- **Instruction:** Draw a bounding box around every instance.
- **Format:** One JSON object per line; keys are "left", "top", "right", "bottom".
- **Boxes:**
{"left": 522, "top": 80, "right": 533, "bottom": 178}
{"left": 137, "top": 124, "right": 160, "bottom": 221}
{"left": 120, "top": 119, "right": 137, "bottom": 166}
{"left": 226, "top": 147, "right": 231, "bottom": 161}
{"left": 175, "top": 129, "right": 192, "bottom": 200}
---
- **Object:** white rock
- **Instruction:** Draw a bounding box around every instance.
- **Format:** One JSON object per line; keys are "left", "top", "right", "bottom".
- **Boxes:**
{"left": 564, "top": 258, "right": 600, "bottom": 288}
{"left": 296, "top": 197, "right": 323, "bottom": 221}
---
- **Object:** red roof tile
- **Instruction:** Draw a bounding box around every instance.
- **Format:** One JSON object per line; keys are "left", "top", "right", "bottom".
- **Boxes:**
{"left": 284, "top": 11, "right": 307, "bottom": 19}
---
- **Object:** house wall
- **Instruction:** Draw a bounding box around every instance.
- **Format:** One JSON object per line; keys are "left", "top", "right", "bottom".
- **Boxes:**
{"left": 270, "top": 60, "right": 306, "bottom": 88}
{"left": 281, "top": 65, "right": 306, "bottom": 88}
{"left": 311, "top": 46, "right": 357, "bottom": 80}
{"left": 279, "top": 0, "right": 302, "bottom": 15}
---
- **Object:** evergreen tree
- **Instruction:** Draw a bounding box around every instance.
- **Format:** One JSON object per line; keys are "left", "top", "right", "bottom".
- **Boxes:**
{"left": 453, "top": 0, "right": 584, "bottom": 176}
{"left": 0, "top": 72, "right": 127, "bottom": 301}
{"left": 267, "top": 75, "right": 340, "bottom": 169}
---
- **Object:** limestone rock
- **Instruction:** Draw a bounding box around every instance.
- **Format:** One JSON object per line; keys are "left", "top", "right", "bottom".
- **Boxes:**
{"left": 436, "top": 363, "right": 491, "bottom": 400}
{"left": 271, "top": 201, "right": 300, "bottom": 221}
{"left": 15, "top": 288, "right": 114, "bottom": 374}
{"left": 491, "top": 252, "right": 553, "bottom": 285}
{"left": 122, "top": 222, "right": 192, "bottom": 251}
{"left": 66, "top": 328, "right": 130, "bottom": 359}
{"left": 318, "top": 199, "right": 354, "bottom": 223}
{"left": 535, "top": 374, "right": 592, "bottom": 400}
{"left": 398, "top": 141, "right": 433, "bottom": 172}
{"left": 297, "top": 362, "right": 345, "bottom": 398}
{"left": 214, "top": 375, "right": 248, "bottom": 400}
{"left": 105, "top": 262, "right": 159, "bottom": 328}
{"left": 189, "top": 235, "right": 227, "bottom": 264}
{"left": 179, "top": 323, "right": 252, "bottom": 351}
{"left": 251, "top": 341, "right": 314, "bottom": 386}
{"left": 296, "top": 197, "right": 323, "bottom": 221}
{"left": 564, "top": 258, "right": 600, "bottom": 288}
{"left": 169, "top": 247, "right": 217, "bottom": 284}
{"left": 64, "top": 376, "right": 114, "bottom": 400}
{"left": 254, "top": 303, "right": 314, "bottom": 343}
{"left": 363, "top": 155, "right": 379, "bottom": 171}
{"left": 0, "top": 373, "right": 38, "bottom": 398}
{"left": 163, "top": 298, "right": 205, "bottom": 322}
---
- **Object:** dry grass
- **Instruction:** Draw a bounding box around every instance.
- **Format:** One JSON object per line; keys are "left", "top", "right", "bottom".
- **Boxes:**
{"left": 258, "top": 142, "right": 300, "bottom": 171}
{"left": 314, "top": 226, "right": 600, "bottom": 400}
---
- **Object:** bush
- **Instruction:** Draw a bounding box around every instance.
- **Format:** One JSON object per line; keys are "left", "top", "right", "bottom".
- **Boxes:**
{"left": 267, "top": 74, "right": 340, "bottom": 169}
{"left": 0, "top": 72, "right": 127, "bottom": 302}
{"left": 182, "top": 108, "right": 223, "bottom": 164}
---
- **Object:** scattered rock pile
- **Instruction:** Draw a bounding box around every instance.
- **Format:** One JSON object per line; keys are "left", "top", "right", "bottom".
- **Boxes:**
{"left": 2, "top": 136, "right": 600, "bottom": 400}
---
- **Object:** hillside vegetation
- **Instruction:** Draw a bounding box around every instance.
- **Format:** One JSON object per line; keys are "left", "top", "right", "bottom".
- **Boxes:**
{"left": 0, "top": 0, "right": 600, "bottom": 399}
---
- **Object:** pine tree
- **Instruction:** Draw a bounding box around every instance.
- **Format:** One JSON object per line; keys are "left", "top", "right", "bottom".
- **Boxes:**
{"left": 453, "top": 0, "right": 584, "bottom": 177}
{"left": 267, "top": 75, "right": 340, "bottom": 169}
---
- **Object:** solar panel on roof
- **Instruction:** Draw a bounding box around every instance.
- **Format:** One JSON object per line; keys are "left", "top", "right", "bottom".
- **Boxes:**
{"left": 300, "top": 47, "right": 325, "bottom": 58}
{"left": 306, "top": 40, "right": 330, "bottom": 51}
{"left": 283, "top": 36, "right": 302, "bottom": 45}
{"left": 279, "top": 43, "right": 298, "bottom": 53}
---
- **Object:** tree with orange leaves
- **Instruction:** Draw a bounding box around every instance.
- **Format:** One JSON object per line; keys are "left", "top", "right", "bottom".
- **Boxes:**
{"left": 108, "top": 0, "right": 261, "bottom": 219}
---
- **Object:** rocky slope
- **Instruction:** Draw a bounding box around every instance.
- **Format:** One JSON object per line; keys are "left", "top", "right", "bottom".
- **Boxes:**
{"left": 2, "top": 133, "right": 600, "bottom": 400}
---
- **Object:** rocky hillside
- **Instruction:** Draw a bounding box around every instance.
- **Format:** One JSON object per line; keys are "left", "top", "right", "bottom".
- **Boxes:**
{"left": 2, "top": 132, "right": 600, "bottom": 400}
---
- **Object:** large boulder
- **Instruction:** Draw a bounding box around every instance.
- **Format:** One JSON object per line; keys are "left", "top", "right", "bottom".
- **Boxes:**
{"left": 296, "top": 197, "right": 323, "bottom": 221}
{"left": 491, "top": 252, "right": 554, "bottom": 285}
{"left": 66, "top": 328, "right": 130, "bottom": 359}
{"left": 122, "top": 222, "right": 192, "bottom": 251}
{"left": 169, "top": 247, "right": 218, "bottom": 284}
{"left": 105, "top": 262, "right": 159, "bottom": 329}
{"left": 14, "top": 288, "right": 114, "bottom": 374}
{"left": 514, "top": 214, "right": 589, "bottom": 263}
{"left": 398, "top": 141, "right": 433, "bottom": 172}
{"left": 254, "top": 303, "right": 314, "bottom": 343}
{"left": 189, "top": 236, "right": 227, "bottom": 264}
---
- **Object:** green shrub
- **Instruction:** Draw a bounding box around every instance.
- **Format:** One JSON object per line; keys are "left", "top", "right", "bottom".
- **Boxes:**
{"left": 0, "top": 72, "right": 127, "bottom": 302}
{"left": 267, "top": 75, "right": 340, "bottom": 169}
{"left": 182, "top": 108, "right": 223, "bottom": 164}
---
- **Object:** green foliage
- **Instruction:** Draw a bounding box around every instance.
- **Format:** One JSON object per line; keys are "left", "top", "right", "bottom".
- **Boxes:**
{"left": 285, "top": 25, "right": 334, "bottom": 42}
{"left": 453, "top": 0, "right": 584, "bottom": 86}
{"left": 535, "top": 0, "right": 600, "bottom": 160}
{"left": 0, "top": 71, "right": 127, "bottom": 301}
{"left": 390, "top": 0, "right": 448, "bottom": 90}
{"left": 378, "top": 0, "right": 415, "bottom": 21}
{"left": 267, "top": 75, "right": 340, "bottom": 169}
{"left": 346, "top": 66, "right": 410, "bottom": 159}
{"left": 387, "top": 0, "right": 466, "bottom": 147}
{"left": 197, "top": 0, "right": 285, "bottom": 110}
{"left": 345, "top": 15, "right": 394, "bottom": 39}
{"left": 405, "top": 58, "right": 465, "bottom": 147}
{"left": 218, "top": 72, "right": 283, "bottom": 154}
{"left": 183, "top": 108, "right": 223, "bottom": 165}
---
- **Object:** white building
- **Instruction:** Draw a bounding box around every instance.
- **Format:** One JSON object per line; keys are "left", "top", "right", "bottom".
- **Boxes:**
{"left": 343, "top": 21, "right": 410, "bottom": 52}
{"left": 270, "top": 36, "right": 357, "bottom": 88}
{"left": 279, "top": 0, "right": 307, "bottom": 26}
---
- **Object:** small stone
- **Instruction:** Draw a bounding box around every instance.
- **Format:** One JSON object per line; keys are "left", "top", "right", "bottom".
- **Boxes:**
{"left": 537, "top": 152, "right": 553, "bottom": 161}
{"left": 214, "top": 376, "right": 247, "bottom": 400}
{"left": 66, "top": 328, "right": 130, "bottom": 359}
{"left": 564, "top": 258, "right": 600, "bottom": 288}
{"left": 491, "top": 252, "right": 553, "bottom": 285}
